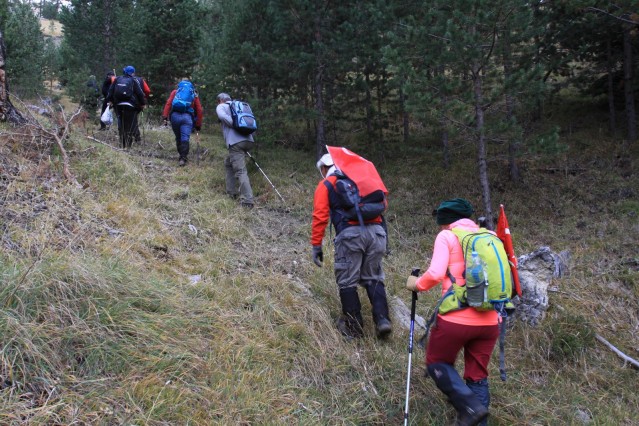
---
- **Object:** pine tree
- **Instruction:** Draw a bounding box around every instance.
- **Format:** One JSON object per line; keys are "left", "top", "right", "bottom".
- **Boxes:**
{"left": 4, "top": 1, "right": 45, "bottom": 97}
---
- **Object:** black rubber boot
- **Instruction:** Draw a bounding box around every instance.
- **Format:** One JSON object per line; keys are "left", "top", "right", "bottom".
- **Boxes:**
{"left": 427, "top": 363, "right": 489, "bottom": 426}
{"left": 337, "top": 287, "right": 364, "bottom": 339}
{"left": 466, "top": 379, "right": 490, "bottom": 426}
{"left": 365, "top": 282, "right": 392, "bottom": 338}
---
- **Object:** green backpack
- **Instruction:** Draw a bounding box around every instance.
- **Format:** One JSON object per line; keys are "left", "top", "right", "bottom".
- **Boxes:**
{"left": 438, "top": 228, "right": 514, "bottom": 315}
{"left": 419, "top": 228, "right": 516, "bottom": 381}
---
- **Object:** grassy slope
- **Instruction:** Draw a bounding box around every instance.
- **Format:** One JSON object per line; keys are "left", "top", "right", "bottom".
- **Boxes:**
{"left": 0, "top": 96, "right": 638, "bottom": 425}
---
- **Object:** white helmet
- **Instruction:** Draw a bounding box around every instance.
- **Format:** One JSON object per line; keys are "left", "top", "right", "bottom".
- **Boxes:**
{"left": 316, "top": 153, "right": 333, "bottom": 171}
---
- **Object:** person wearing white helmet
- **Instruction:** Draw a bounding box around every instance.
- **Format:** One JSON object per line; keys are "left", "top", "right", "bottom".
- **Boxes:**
{"left": 311, "top": 152, "right": 392, "bottom": 340}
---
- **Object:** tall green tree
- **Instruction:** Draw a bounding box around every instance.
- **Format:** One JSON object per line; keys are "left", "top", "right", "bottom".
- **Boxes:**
{"left": 58, "top": 0, "right": 130, "bottom": 101}
{"left": 389, "top": 0, "right": 546, "bottom": 227}
{"left": 127, "top": 0, "right": 202, "bottom": 94}
{"left": 4, "top": 1, "right": 45, "bottom": 97}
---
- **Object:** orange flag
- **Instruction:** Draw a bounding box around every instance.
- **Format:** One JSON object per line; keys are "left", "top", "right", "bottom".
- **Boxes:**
{"left": 496, "top": 204, "right": 522, "bottom": 297}
{"left": 326, "top": 146, "right": 387, "bottom": 197}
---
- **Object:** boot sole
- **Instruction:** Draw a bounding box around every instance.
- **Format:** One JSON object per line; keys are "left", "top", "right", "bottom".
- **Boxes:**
{"left": 376, "top": 324, "right": 392, "bottom": 339}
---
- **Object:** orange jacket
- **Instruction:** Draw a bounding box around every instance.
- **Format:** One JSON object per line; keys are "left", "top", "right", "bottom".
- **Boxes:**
{"left": 311, "top": 175, "right": 383, "bottom": 246}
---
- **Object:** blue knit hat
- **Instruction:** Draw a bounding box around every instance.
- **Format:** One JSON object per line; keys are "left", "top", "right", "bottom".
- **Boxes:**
{"left": 123, "top": 66, "right": 135, "bottom": 75}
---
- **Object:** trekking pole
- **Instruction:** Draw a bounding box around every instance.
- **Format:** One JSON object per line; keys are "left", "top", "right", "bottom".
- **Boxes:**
{"left": 196, "top": 132, "right": 201, "bottom": 166}
{"left": 140, "top": 110, "right": 145, "bottom": 148}
{"left": 245, "top": 151, "right": 285, "bottom": 203}
{"left": 404, "top": 267, "right": 420, "bottom": 426}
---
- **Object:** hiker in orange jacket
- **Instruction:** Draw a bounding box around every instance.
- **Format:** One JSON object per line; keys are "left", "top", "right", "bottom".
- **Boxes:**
{"left": 406, "top": 198, "right": 497, "bottom": 426}
{"left": 162, "top": 79, "right": 203, "bottom": 166}
{"left": 311, "top": 153, "right": 391, "bottom": 339}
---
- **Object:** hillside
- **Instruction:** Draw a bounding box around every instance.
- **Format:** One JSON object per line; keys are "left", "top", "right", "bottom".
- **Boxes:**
{"left": 0, "top": 96, "right": 638, "bottom": 424}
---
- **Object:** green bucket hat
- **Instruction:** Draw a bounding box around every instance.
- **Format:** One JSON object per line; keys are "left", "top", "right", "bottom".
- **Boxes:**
{"left": 434, "top": 198, "right": 474, "bottom": 225}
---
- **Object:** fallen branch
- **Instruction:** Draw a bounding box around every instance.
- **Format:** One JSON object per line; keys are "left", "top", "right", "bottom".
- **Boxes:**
{"left": 86, "top": 135, "right": 125, "bottom": 152}
{"left": 596, "top": 334, "right": 639, "bottom": 369}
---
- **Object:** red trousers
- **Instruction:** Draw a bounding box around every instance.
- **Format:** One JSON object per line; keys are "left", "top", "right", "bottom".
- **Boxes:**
{"left": 426, "top": 317, "right": 499, "bottom": 382}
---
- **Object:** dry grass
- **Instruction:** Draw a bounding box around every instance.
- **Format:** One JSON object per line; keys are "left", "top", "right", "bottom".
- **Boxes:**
{"left": 0, "top": 93, "right": 638, "bottom": 424}
{"left": 39, "top": 19, "right": 63, "bottom": 38}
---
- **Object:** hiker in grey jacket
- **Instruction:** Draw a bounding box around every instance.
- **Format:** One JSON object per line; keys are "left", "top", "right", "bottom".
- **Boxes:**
{"left": 215, "top": 93, "right": 254, "bottom": 208}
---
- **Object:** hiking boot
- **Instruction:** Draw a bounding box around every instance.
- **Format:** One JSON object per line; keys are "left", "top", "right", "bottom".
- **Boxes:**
{"left": 336, "top": 317, "right": 363, "bottom": 339}
{"left": 375, "top": 317, "right": 392, "bottom": 339}
{"left": 455, "top": 405, "right": 489, "bottom": 426}
{"left": 178, "top": 158, "right": 186, "bottom": 167}
{"left": 240, "top": 202, "right": 254, "bottom": 209}
{"left": 365, "top": 281, "right": 392, "bottom": 338}
{"left": 338, "top": 287, "right": 364, "bottom": 339}
{"left": 427, "top": 363, "right": 489, "bottom": 426}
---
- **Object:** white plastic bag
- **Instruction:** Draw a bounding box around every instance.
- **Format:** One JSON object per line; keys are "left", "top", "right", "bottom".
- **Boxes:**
{"left": 101, "top": 105, "right": 113, "bottom": 125}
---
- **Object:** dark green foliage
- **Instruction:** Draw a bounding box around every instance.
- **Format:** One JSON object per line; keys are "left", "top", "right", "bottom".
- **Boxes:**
{"left": 4, "top": 2, "right": 45, "bottom": 97}
{"left": 40, "top": 1, "right": 60, "bottom": 19}
{"left": 130, "top": 0, "right": 202, "bottom": 95}
{"left": 546, "top": 314, "right": 595, "bottom": 362}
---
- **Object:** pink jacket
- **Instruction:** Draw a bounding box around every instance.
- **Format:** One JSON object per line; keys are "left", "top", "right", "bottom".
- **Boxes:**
{"left": 415, "top": 218, "right": 498, "bottom": 326}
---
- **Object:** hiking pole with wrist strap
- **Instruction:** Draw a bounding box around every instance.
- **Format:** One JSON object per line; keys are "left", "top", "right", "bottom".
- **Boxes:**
{"left": 245, "top": 151, "right": 285, "bottom": 203}
{"left": 196, "top": 132, "right": 201, "bottom": 166}
{"left": 404, "top": 267, "right": 420, "bottom": 426}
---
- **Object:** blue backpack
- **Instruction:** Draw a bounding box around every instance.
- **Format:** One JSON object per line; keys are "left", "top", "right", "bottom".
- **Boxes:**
{"left": 171, "top": 81, "right": 195, "bottom": 113}
{"left": 227, "top": 100, "right": 257, "bottom": 135}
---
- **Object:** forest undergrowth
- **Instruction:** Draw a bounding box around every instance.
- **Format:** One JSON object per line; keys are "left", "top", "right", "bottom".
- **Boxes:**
{"left": 0, "top": 95, "right": 638, "bottom": 425}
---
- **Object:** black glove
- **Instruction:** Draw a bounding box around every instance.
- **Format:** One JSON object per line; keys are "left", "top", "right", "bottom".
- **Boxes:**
{"left": 195, "top": 126, "right": 201, "bottom": 132}
{"left": 312, "top": 245, "right": 323, "bottom": 267}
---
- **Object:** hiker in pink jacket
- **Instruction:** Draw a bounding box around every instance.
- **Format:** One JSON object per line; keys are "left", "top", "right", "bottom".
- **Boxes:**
{"left": 406, "top": 198, "right": 497, "bottom": 426}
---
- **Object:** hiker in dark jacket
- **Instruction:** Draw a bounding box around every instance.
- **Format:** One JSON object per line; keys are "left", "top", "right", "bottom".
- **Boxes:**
{"left": 99, "top": 71, "right": 115, "bottom": 130}
{"left": 133, "top": 75, "right": 151, "bottom": 143}
{"left": 405, "top": 198, "right": 496, "bottom": 426}
{"left": 106, "top": 65, "right": 146, "bottom": 149}
{"left": 311, "top": 153, "right": 392, "bottom": 340}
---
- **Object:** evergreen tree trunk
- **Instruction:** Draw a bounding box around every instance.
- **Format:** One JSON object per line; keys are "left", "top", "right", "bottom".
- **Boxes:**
{"left": 622, "top": 24, "right": 637, "bottom": 143}
{"left": 502, "top": 31, "right": 521, "bottom": 182}
{"left": 606, "top": 36, "right": 616, "bottom": 135}
{"left": 314, "top": 16, "right": 326, "bottom": 158}
{"left": 399, "top": 75, "right": 409, "bottom": 143}
{"left": 365, "top": 72, "right": 372, "bottom": 134}
{"left": 0, "top": 31, "right": 25, "bottom": 124}
{"left": 473, "top": 62, "right": 493, "bottom": 229}
{"left": 100, "top": 0, "right": 117, "bottom": 74}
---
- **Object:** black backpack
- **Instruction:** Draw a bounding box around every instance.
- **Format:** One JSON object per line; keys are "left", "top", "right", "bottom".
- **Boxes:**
{"left": 327, "top": 174, "right": 387, "bottom": 225}
{"left": 112, "top": 75, "right": 134, "bottom": 104}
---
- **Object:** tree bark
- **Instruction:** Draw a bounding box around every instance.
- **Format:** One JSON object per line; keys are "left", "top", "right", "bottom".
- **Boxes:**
{"left": 0, "top": 30, "right": 26, "bottom": 124}
{"left": 622, "top": 24, "right": 636, "bottom": 143}
{"left": 399, "top": 75, "right": 409, "bottom": 143}
{"left": 502, "top": 30, "right": 521, "bottom": 182}
{"left": 606, "top": 36, "right": 616, "bottom": 135}
{"left": 314, "top": 15, "right": 326, "bottom": 159}
{"left": 473, "top": 62, "right": 494, "bottom": 229}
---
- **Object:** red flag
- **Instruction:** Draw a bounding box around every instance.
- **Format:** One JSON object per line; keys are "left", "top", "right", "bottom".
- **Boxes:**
{"left": 326, "top": 146, "right": 387, "bottom": 197}
{"left": 496, "top": 204, "right": 522, "bottom": 297}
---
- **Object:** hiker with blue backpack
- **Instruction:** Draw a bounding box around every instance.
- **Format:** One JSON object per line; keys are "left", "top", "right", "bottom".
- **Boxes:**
{"left": 162, "top": 79, "right": 203, "bottom": 166}
{"left": 405, "top": 198, "right": 514, "bottom": 426}
{"left": 215, "top": 93, "right": 255, "bottom": 208}
{"left": 311, "top": 151, "right": 392, "bottom": 340}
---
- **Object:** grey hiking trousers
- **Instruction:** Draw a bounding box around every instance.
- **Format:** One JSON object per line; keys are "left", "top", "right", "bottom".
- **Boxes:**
{"left": 333, "top": 224, "right": 386, "bottom": 291}
{"left": 225, "top": 140, "right": 254, "bottom": 205}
